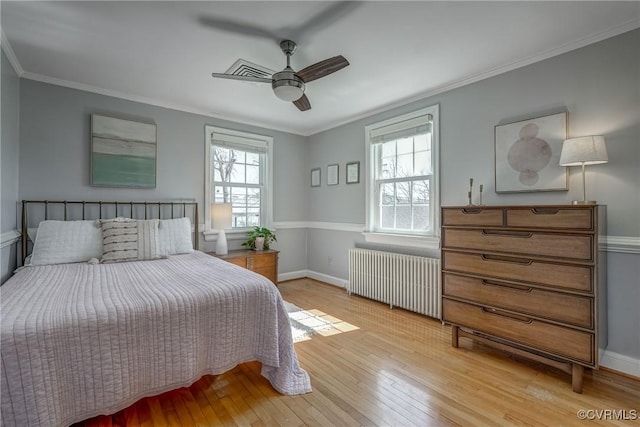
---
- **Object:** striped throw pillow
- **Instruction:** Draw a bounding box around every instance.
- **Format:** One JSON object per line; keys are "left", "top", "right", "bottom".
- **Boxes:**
{"left": 100, "top": 219, "right": 161, "bottom": 263}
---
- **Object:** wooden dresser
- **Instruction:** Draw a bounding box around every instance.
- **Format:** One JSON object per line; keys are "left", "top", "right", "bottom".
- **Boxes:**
{"left": 441, "top": 205, "right": 605, "bottom": 393}
{"left": 210, "top": 249, "right": 279, "bottom": 285}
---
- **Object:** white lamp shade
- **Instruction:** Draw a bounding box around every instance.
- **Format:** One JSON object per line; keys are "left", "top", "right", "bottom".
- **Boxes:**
{"left": 559, "top": 136, "right": 608, "bottom": 166}
{"left": 211, "top": 203, "right": 232, "bottom": 230}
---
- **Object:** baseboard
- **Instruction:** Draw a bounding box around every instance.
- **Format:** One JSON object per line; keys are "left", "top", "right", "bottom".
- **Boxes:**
{"left": 600, "top": 350, "right": 640, "bottom": 378}
{"left": 278, "top": 270, "right": 308, "bottom": 282}
{"left": 306, "top": 271, "right": 348, "bottom": 288}
{"left": 278, "top": 269, "right": 347, "bottom": 288}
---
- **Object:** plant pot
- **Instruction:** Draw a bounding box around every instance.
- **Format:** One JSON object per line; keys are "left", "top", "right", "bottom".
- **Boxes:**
{"left": 254, "top": 236, "right": 265, "bottom": 251}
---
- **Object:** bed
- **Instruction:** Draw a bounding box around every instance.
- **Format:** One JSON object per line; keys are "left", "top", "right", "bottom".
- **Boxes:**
{"left": 1, "top": 201, "right": 311, "bottom": 427}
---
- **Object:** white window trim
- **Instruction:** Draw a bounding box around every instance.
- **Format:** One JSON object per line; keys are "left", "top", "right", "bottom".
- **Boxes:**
{"left": 364, "top": 105, "right": 440, "bottom": 248}
{"left": 203, "top": 125, "right": 274, "bottom": 242}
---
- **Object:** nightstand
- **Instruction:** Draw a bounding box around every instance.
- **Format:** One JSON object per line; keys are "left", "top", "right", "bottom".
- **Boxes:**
{"left": 210, "top": 249, "right": 279, "bottom": 285}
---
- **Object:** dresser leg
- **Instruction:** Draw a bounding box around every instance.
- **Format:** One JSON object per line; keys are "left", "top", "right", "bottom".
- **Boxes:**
{"left": 451, "top": 325, "right": 459, "bottom": 348}
{"left": 572, "top": 364, "right": 584, "bottom": 393}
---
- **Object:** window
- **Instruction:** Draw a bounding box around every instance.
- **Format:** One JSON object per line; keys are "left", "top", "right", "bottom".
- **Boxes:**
{"left": 204, "top": 126, "right": 273, "bottom": 238}
{"left": 365, "top": 105, "right": 439, "bottom": 248}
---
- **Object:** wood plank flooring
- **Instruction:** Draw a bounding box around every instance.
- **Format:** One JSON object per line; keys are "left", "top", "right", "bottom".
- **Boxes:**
{"left": 78, "top": 278, "right": 640, "bottom": 426}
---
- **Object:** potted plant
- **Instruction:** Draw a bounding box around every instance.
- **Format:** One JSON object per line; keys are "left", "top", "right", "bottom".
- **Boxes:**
{"left": 242, "top": 226, "right": 277, "bottom": 251}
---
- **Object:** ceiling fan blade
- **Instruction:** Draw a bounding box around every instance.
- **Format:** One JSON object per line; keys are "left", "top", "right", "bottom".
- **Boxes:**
{"left": 297, "top": 56, "right": 350, "bottom": 83}
{"left": 293, "top": 94, "right": 311, "bottom": 111}
{"left": 211, "top": 73, "right": 272, "bottom": 84}
{"left": 288, "top": 2, "right": 362, "bottom": 44}
{"left": 198, "top": 16, "right": 281, "bottom": 43}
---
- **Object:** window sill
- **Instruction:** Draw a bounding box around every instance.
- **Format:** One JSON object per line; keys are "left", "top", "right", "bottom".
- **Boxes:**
{"left": 202, "top": 230, "right": 249, "bottom": 243}
{"left": 362, "top": 232, "right": 440, "bottom": 250}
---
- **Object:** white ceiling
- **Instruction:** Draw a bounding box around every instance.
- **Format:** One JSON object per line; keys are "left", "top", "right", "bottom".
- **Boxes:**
{"left": 2, "top": 1, "right": 639, "bottom": 136}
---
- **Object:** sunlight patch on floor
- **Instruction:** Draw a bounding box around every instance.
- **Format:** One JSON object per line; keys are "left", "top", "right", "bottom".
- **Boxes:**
{"left": 285, "top": 302, "right": 359, "bottom": 342}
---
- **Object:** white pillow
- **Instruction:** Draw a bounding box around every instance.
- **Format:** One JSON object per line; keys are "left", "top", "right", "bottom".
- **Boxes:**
{"left": 100, "top": 218, "right": 162, "bottom": 263}
{"left": 30, "top": 220, "right": 103, "bottom": 265}
{"left": 158, "top": 217, "right": 193, "bottom": 255}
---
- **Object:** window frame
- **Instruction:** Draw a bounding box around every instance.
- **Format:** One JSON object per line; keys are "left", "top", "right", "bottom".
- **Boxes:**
{"left": 203, "top": 126, "right": 273, "bottom": 241}
{"left": 364, "top": 105, "right": 440, "bottom": 249}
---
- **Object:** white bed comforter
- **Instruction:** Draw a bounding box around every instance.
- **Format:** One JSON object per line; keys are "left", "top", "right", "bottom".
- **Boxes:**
{"left": 1, "top": 251, "right": 311, "bottom": 426}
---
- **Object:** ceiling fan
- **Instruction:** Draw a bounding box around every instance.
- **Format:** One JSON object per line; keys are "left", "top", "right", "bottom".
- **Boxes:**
{"left": 211, "top": 40, "right": 349, "bottom": 111}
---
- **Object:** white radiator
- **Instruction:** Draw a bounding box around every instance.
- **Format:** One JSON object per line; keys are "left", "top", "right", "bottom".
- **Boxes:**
{"left": 348, "top": 248, "right": 441, "bottom": 319}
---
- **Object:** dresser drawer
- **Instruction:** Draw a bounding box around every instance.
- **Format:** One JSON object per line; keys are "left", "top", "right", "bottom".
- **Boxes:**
{"left": 226, "top": 257, "right": 247, "bottom": 268}
{"left": 442, "top": 251, "right": 592, "bottom": 292}
{"left": 506, "top": 207, "right": 593, "bottom": 230}
{"left": 442, "top": 208, "right": 504, "bottom": 227}
{"left": 443, "top": 273, "right": 593, "bottom": 328}
{"left": 211, "top": 250, "right": 279, "bottom": 285}
{"left": 442, "top": 228, "right": 593, "bottom": 260}
{"left": 247, "top": 253, "right": 277, "bottom": 268}
{"left": 443, "top": 299, "right": 594, "bottom": 364}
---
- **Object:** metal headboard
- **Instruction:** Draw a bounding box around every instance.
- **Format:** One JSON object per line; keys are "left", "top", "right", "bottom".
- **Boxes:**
{"left": 21, "top": 200, "right": 199, "bottom": 264}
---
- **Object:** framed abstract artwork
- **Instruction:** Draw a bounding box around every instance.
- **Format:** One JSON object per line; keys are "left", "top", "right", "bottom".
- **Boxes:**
{"left": 494, "top": 112, "right": 568, "bottom": 193}
{"left": 91, "top": 114, "right": 157, "bottom": 188}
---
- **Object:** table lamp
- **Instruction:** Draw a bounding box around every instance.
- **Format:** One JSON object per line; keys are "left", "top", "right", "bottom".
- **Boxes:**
{"left": 211, "top": 203, "right": 232, "bottom": 255}
{"left": 559, "top": 136, "right": 608, "bottom": 205}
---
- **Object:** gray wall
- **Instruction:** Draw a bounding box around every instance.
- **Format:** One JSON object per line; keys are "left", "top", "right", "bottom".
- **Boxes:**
{"left": 18, "top": 80, "right": 310, "bottom": 273}
{"left": 307, "top": 29, "right": 640, "bottom": 363}
{"left": 1, "top": 48, "right": 20, "bottom": 283}
{"left": 9, "top": 29, "right": 640, "bottom": 372}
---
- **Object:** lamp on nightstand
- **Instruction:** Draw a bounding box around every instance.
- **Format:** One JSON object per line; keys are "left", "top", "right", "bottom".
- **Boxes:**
{"left": 559, "top": 136, "right": 608, "bottom": 205}
{"left": 212, "top": 203, "right": 232, "bottom": 255}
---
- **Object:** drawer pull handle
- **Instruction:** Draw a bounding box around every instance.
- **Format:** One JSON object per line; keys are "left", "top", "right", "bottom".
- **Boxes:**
{"left": 481, "top": 254, "right": 533, "bottom": 266}
{"left": 481, "top": 279, "right": 533, "bottom": 293}
{"left": 461, "top": 208, "right": 482, "bottom": 214}
{"left": 482, "top": 230, "right": 533, "bottom": 238}
{"left": 531, "top": 208, "right": 560, "bottom": 215}
{"left": 481, "top": 307, "right": 533, "bottom": 324}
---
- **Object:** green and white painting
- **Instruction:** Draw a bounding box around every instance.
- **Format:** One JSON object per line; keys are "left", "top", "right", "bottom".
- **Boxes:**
{"left": 91, "top": 114, "right": 157, "bottom": 188}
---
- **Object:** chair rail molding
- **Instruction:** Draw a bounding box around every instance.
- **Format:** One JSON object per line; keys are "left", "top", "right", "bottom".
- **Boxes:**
{"left": 1, "top": 230, "right": 21, "bottom": 249}
{"left": 599, "top": 235, "right": 640, "bottom": 254}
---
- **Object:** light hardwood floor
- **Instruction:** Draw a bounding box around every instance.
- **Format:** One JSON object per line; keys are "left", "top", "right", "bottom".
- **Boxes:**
{"left": 78, "top": 278, "right": 640, "bottom": 426}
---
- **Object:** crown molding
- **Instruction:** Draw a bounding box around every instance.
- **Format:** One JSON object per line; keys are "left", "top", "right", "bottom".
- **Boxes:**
{"left": 19, "top": 71, "right": 303, "bottom": 136}
{"left": 1, "top": 30, "right": 24, "bottom": 76}
{"left": 8, "top": 18, "right": 640, "bottom": 137}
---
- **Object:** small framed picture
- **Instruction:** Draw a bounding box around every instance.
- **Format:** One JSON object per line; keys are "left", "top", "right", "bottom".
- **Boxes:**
{"left": 327, "top": 164, "right": 339, "bottom": 186}
{"left": 346, "top": 161, "right": 360, "bottom": 184}
{"left": 311, "top": 168, "right": 321, "bottom": 187}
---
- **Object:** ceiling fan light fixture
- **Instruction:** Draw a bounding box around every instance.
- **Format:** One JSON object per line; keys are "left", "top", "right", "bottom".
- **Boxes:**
{"left": 211, "top": 38, "right": 349, "bottom": 111}
{"left": 272, "top": 78, "right": 305, "bottom": 102}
